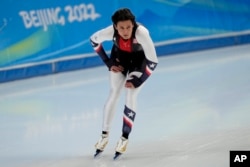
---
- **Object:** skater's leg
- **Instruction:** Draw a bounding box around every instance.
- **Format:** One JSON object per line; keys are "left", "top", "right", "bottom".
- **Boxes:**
{"left": 95, "top": 72, "right": 126, "bottom": 156}
{"left": 115, "top": 84, "right": 142, "bottom": 155}
{"left": 122, "top": 85, "right": 142, "bottom": 138}
{"left": 102, "top": 72, "right": 126, "bottom": 132}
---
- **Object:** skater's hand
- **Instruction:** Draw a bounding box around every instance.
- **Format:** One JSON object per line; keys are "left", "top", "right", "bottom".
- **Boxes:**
{"left": 110, "top": 65, "right": 124, "bottom": 72}
{"left": 126, "top": 75, "right": 142, "bottom": 88}
{"left": 125, "top": 81, "right": 135, "bottom": 89}
{"left": 109, "top": 58, "right": 124, "bottom": 73}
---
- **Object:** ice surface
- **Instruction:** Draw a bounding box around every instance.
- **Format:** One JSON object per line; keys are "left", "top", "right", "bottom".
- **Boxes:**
{"left": 0, "top": 44, "right": 250, "bottom": 167}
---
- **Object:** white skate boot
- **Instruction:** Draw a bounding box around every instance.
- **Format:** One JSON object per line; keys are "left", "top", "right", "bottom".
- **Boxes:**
{"left": 94, "top": 134, "right": 109, "bottom": 158}
{"left": 113, "top": 137, "right": 128, "bottom": 160}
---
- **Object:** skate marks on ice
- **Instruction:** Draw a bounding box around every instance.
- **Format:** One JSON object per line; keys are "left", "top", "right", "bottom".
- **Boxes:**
{"left": 103, "top": 128, "right": 249, "bottom": 167}
{"left": 25, "top": 154, "right": 129, "bottom": 167}
{"left": 20, "top": 128, "right": 250, "bottom": 167}
{"left": 113, "top": 128, "right": 250, "bottom": 167}
{"left": 0, "top": 45, "right": 249, "bottom": 167}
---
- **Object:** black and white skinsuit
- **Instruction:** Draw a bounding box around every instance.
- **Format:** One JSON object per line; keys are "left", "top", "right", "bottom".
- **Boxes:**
{"left": 90, "top": 23, "right": 158, "bottom": 138}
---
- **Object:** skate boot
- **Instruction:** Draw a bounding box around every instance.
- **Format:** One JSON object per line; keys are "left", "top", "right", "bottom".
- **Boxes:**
{"left": 113, "top": 137, "right": 128, "bottom": 160}
{"left": 94, "top": 134, "right": 109, "bottom": 158}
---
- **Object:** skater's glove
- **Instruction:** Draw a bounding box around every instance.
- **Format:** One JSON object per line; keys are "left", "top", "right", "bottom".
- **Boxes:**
{"left": 127, "top": 75, "right": 142, "bottom": 88}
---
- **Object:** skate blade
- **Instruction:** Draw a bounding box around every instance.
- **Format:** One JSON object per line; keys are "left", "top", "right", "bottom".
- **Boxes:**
{"left": 113, "top": 152, "right": 122, "bottom": 160}
{"left": 94, "top": 149, "right": 103, "bottom": 159}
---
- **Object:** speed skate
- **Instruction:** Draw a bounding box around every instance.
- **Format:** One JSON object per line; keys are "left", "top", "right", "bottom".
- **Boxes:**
{"left": 93, "top": 136, "right": 128, "bottom": 160}
{"left": 93, "top": 150, "right": 122, "bottom": 160}
{"left": 113, "top": 137, "right": 128, "bottom": 160}
{"left": 94, "top": 134, "right": 109, "bottom": 158}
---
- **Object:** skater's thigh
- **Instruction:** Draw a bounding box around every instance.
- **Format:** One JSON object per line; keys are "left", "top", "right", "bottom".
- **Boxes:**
{"left": 125, "top": 83, "right": 143, "bottom": 111}
{"left": 109, "top": 72, "right": 126, "bottom": 92}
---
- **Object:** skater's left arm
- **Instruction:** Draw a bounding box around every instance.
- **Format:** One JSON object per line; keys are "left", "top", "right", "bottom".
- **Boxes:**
{"left": 90, "top": 26, "right": 115, "bottom": 69}
{"left": 127, "top": 26, "right": 158, "bottom": 88}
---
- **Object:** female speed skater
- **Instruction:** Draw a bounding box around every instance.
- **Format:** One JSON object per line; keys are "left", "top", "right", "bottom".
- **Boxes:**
{"left": 90, "top": 8, "right": 158, "bottom": 159}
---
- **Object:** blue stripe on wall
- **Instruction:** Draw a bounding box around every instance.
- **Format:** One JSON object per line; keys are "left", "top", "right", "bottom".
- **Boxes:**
{"left": 1, "top": 33, "right": 249, "bottom": 83}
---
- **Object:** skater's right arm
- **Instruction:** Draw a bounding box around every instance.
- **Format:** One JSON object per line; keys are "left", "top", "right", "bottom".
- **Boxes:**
{"left": 90, "top": 25, "right": 115, "bottom": 69}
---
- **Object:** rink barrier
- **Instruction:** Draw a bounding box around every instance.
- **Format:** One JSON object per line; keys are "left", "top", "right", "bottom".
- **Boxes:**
{"left": 0, "top": 32, "right": 250, "bottom": 83}
{"left": 155, "top": 31, "right": 250, "bottom": 56}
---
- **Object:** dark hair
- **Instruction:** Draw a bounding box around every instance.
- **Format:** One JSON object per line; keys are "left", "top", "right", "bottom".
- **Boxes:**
{"left": 111, "top": 8, "right": 135, "bottom": 25}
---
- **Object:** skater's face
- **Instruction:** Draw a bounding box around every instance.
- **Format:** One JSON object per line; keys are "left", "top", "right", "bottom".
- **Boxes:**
{"left": 115, "top": 20, "right": 134, "bottom": 40}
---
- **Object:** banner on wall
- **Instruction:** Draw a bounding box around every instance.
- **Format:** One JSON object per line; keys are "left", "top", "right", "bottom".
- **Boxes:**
{"left": 0, "top": 0, "right": 250, "bottom": 82}
{"left": 0, "top": 0, "right": 107, "bottom": 69}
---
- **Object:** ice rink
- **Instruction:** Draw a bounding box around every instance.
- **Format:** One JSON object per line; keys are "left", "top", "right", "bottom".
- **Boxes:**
{"left": 0, "top": 44, "right": 250, "bottom": 167}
